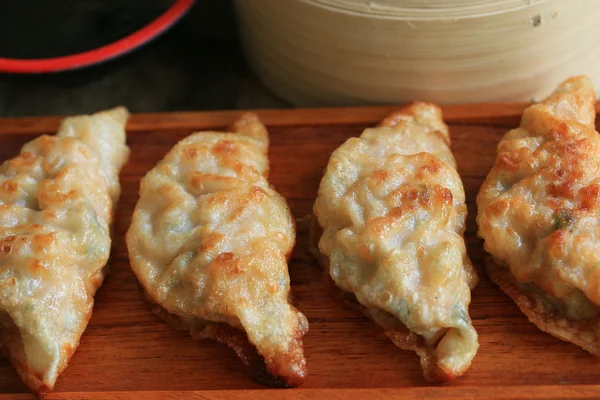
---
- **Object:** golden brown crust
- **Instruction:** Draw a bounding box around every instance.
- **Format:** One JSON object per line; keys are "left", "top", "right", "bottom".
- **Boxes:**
{"left": 0, "top": 108, "right": 129, "bottom": 397}
{"left": 477, "top": 75, "right": 600, "bottom": 351}
{"left": 127, "top": 113, "right": 307, "bottom": 387}
{"left": 309, "top": 217, "right": 455, "bottom": 382}
{"left": 485, "top": 255, "right": 600, "bottom": 355}
{"left": 149, "top": 299, "right": 305, "bottom": 388}
{"left": 312, "top": 103, "right": 478, "bottom": 381}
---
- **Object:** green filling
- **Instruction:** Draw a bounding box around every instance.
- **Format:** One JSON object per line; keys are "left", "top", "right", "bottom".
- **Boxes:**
{"left": 553, "top": 209, "right": 573, "bottom": 230}
{"left": 452, "top": 303, "right": 469, "bottom": 324}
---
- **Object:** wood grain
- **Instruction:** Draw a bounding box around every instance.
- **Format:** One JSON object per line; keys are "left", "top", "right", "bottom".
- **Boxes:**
{"left": 0, "top": 103, "right": 599, "bottom": 399}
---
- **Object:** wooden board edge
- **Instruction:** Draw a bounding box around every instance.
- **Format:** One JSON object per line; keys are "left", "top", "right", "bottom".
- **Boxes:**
{"left": 4, "top": 386, "right": 599, "bottom": 400}
{"left": 4, "top": 101, "right": 600, "bottom": 134}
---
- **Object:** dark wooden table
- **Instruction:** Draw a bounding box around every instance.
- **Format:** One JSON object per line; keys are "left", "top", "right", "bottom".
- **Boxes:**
{"left": 0, "top": 0, "right": 286, "bottom": 117}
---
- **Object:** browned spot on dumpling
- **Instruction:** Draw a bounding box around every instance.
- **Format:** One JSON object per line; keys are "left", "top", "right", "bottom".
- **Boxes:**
{"left": 213, "top": 140, "right": 238, "bottom": 155}
{"left": 486, "top": 198, "right": 512, "bottom": 218}
{"left": 214, "top": 252, "right": 246, "bottom": 277}
{"left": 39, "top": 186, "right": 70, "bottom": 205}
{"left": 233, "top": 163, "right": 260, "bottom": 180}
{"left": 548, "top": 179, "right": 576, "bottom": 198}
{"left": 387, "top": 186, "right": 418, "bottom": 207}
{"left": 378, "top": 291, "right": 391, "bottom": 303}
{"left": 32, "top": 233, "right": 57, "bottom": 253}
{"left": 367, "top": 217, "right": 392, "bottom": 238}
{"left": 214, "top": 251, "right": 232, "bottom": 263}
{"left": 579, "top": 184, "right": 600, "bottom": 211}
{"left": 31, "top": 260, "right": 48, "bottom": 273}
{"left": 369, "top": 169, "right": 391, "bottom": 188}
{"left": 188, "top": 171, "right": 206, "bottom": 187}
{"left": 420, "top": 160, "right": 441, "bottom": 175}
{"left": 249, "top": 186, "right": 267, "bottom": 201}
{"left": 497, "top": 153, "right": 522, "bottom": 172}
{"left": 0, "top": 235, "right": 15, "bottom": 254}
{"left": 356, "top": 243, "right": 373, "bottom": 263}
{"left": 189, "top": 172, "right": 239, "bottom": 192}
{"left": 183, "top": 146, "right": 201, "bottom": 160}
{"left": 388, "top": 207, "right": 403, "bottom": 218}
{"left": 1, "top": 180, "right": 18, "bottom": 193}
{"left": 2, "top": 277, "right": 17, "bottom": 286}
{"left": 546, "top": 229, "right": 570, "bottom": 257}
{"left": 63, "top": 343, "right": 74, "bottom": 359}
{"left": 433, "top": 187, "right": 453, "bottom": 207}
{"left": 9, "top": 152, "right": 37, "bottom": 170}
{"left": 200, "top": 232, "right": 224, "bottom": 252}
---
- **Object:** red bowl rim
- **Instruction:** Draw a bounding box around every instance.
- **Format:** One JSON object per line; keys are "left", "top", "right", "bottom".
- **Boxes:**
{"left": 0, "top": 0, "right": 196, "bottom": 74}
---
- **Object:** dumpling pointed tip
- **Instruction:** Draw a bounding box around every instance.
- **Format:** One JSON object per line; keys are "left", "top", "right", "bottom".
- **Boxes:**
{"left": 535, "top": 75, "right": 596, "bottom": 127}
{"left": 229, "top": 112, "right": 269, "bottom": 146}
{"left": 97, "top": 106, "right": 130, "bottom": 125}
{"left": 379, "top": 101, "right": 443, "bottom": 128}
{"left": 378, "top": 101, "right": 449, "bottom": 145}
{"left": 551, "top": 75, "right": 595, "bottom": 97}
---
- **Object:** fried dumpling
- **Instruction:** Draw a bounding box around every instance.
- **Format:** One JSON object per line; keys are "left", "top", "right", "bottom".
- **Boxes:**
{"left": 477, "top": 75, "right": 600, "bottom": 353}
{"left": 312, "top": 102, "right": 479, "bottom": 381}
{"left": 126, "top": 113, "right": 308, "bottom": 387}
{"left": 0, "top": 107, "right": 130, "bottom": 396}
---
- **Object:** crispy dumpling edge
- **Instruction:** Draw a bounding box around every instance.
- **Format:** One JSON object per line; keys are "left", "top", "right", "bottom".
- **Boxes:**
{"left": 477, "top": 75, "right": 600, "bottom": 353}
{"left": 310, "top": 102, "right": 478, "bottom": 381}
{"left": 0, "top": 106, "right": 130, "bottom": 397}
{"left": 126, "top": 112, "right": 308, "bottom": 387}
{"left": 485, "top": 255, "right": 600, "bottom": 354}
{"left": 309, "top": 218, "right": 469, "bottom": 382}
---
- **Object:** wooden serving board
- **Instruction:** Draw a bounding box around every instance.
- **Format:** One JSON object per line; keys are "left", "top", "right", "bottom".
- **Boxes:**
{"left": 1, "top": 104, "right": 600, "bottom": 400}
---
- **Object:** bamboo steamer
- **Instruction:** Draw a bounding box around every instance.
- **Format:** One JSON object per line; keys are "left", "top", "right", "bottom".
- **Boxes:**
{"left": 236, "top": 0, "right": 600, "bottom": 106}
